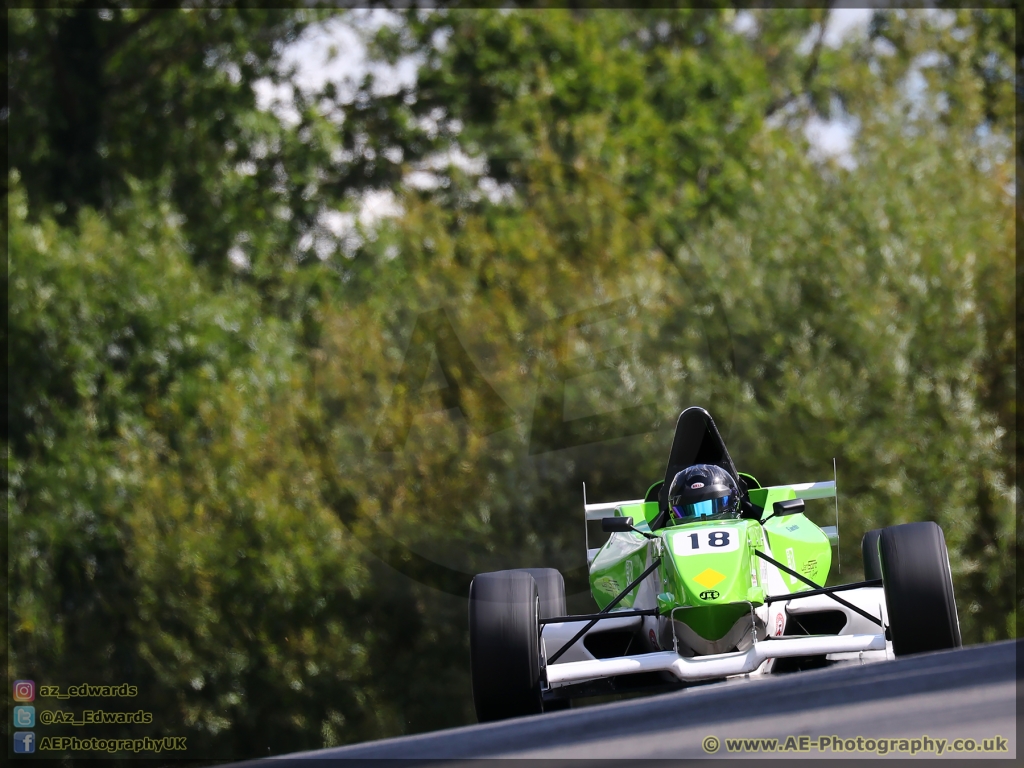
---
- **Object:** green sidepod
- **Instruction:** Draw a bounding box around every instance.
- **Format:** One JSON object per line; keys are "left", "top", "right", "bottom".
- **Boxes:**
{"left": 589, "top": 529, "right": 649, "bottom": 610}
{"left": 757, "top": 485, "right": 832, "bottom": 588}
{"left": 589, "top": 502, "right": 657, "bottom": 610}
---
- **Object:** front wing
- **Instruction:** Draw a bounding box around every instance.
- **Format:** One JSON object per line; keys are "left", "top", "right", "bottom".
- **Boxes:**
{"left": 541, "top": 585, "right": 891, "bottom": 689}
{"left": 544, "top": 632, "right": 887, "bottom": 688}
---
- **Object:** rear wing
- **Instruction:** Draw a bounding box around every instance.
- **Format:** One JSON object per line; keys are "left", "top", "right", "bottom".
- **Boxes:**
{"left": 583, "top": 480, "right": 839, "bottom": 564}
{"left": 584, "top": 498, "right": 645, "bottom": 521}
{"left": 778, "top": 480, "right": 837, "bottom": 501}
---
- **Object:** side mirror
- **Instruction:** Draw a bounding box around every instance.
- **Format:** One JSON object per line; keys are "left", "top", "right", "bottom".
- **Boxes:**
{"left": 773, "top": 498, "right": 805, "bottom": 517}
{"left": 761, "top": 498, "right": 806, "bottom": 524}
{"left": 602, "top": 516, "right": 633, "bottom": 533}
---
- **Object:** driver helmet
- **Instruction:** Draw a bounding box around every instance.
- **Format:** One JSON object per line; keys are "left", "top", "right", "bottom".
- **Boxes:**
{"left": 668, "top": 464, "right": 739, "bottom": 521}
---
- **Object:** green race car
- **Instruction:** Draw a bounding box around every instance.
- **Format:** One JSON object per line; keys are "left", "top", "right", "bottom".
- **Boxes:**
{"left": 468, "top": 407, "right": 962, "bottom": 722}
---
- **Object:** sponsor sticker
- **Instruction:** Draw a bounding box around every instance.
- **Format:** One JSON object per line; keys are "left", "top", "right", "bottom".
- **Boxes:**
{"left": 786, "top": 547, "right": 798, "bottom": 585}
{"left": 693, "top": 567, "right": 726, "bottom": 589}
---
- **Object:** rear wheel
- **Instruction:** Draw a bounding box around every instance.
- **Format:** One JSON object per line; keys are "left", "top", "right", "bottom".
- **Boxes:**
{"left": 469, "top": 570, "right": 543, "bottom": 722}
{"left": 878, "top": 522, "right": 961, "bottom": 656}
{"left": 861, "top": 528, "right": 883, "bottom": 581}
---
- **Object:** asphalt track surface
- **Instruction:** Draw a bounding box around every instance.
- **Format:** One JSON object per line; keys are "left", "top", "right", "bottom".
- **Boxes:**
{"left": 256, "top": 639, "right": 1018, "bottom": 762}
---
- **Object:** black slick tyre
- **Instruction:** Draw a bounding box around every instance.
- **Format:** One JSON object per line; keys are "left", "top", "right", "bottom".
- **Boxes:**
{"left": 515, "top": 568, "right": 571, "bottom": 712}
{"left": 861, "top": 528, "right": 883, "bottom": 581}
{"left": 878, "top": 521, "right": 962, "bottom": 656}
{"left": 515, "top": 568, "right": 566, "bottom": 619}
{"left": 469, "top": 570, "right": 543, "bottom": 722}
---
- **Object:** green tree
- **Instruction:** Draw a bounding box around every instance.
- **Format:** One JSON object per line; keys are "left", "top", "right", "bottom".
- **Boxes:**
{"left": 7, "top": 4, "right": 436, "bottom": 287}
{"left": 7, "top": 181, "right": 402, "bottom": 755}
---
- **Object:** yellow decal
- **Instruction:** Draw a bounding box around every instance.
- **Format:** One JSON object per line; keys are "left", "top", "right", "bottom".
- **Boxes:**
{"left": 693, "top": 568, "right": 726, "bottom": 590}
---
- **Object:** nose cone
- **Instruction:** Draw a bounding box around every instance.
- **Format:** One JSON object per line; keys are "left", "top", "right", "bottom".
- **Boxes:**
{"left": 664, "top": 520, "right": 759, "bottom": 643}
{"left": 665, "top": 520, "right": 752, "bottom": 604}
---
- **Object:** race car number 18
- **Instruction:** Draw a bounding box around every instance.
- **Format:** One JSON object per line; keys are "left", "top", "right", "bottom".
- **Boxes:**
{"left": 672, "top": 529, "right": 741, "bottom": 555}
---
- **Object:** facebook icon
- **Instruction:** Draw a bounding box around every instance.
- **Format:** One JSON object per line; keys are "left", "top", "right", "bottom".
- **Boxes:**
{"left": 14, "top": 731, "right": 35, "bottom": 754}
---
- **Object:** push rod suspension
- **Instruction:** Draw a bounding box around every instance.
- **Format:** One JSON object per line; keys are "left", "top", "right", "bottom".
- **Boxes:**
{"left": 539, "top": 608, "right": 659, "bottom": 625}
{"left": 546, "top": 557, "right": 662, "bottom": 664}
{"left": 755, "top": 550, "right": 883, "bottom": 628}
{"left": 764, "top": 579, "right": 882, "bottom": 605}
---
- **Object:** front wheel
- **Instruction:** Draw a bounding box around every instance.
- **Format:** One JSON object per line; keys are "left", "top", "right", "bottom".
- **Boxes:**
{"left": 514, "top": 568, "right": 572, "bottom": 712}
{"left": 469, "top": 570, "right": 543, "bottom": 722}
{"left": 515, "top": 567, "right": 566, "bottom": 620}
{"left": 878, "top": 521, "right": 962, "bottom": 656}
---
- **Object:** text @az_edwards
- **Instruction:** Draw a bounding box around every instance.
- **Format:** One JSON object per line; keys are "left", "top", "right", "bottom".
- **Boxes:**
{"left": 701, "top": 734, "right": 1009, "bottom": 756}
{"left": 40, "top": 709, "right": 153, "bottom": 725}
{"left": 38, "top": 684, "right": 138, "bottom": 699}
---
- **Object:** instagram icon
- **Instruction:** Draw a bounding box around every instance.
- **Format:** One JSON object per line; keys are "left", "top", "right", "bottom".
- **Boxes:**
{"left": 13, "top": 680, "right": 35, "bottom": 702}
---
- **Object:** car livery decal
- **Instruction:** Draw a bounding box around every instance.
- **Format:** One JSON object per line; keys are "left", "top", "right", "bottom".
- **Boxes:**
{"left": 672, "top": 529, "right": 741, "bottom": 556}
{"left": 786, "top": 547, "right": 798, "bottom": 585}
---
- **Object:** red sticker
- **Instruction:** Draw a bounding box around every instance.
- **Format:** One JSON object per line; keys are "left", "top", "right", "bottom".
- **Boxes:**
{"left": 649, "top": 629, "right": 660, "bottom": 650}
{"left": 774, "top": 614, "right": 785, "bottom": 637}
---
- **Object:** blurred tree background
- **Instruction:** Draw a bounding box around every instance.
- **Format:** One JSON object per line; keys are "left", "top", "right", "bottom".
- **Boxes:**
{"left": 6, "top": 3, "right": 1016, "bottom": 760}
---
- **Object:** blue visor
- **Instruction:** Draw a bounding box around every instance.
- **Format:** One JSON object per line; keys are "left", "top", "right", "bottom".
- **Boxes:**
{"left": 672, "top": 495, "right": 732, "bottom": 520}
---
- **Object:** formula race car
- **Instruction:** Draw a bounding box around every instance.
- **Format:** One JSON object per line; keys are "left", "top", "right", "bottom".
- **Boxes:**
{"left": 468, "top": 407, "right": 962, "bottom": 721}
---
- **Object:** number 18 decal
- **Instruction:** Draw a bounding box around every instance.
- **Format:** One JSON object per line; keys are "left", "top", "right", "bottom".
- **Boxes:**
{"left": 672, "top": 529, "right": 740, "bottom": 555}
